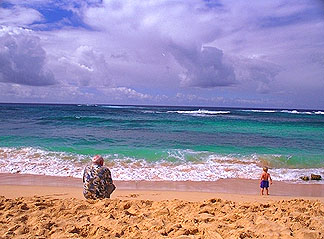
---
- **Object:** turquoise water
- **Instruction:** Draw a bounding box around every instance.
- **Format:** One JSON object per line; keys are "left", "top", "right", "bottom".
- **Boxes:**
{"left": 0, "top": 103, "right": 323, "bottom": 181}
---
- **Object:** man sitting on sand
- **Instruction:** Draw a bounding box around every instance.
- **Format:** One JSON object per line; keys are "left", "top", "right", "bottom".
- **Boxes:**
{"left": 260, "top": 166, "right": 272, "bottom": 195}
{"left": 83, "top": 155, "right": 116, "bottom": 199}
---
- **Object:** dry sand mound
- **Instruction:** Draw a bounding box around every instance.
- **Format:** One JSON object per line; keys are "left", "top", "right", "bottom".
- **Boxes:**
{"left": 0, "top": 196, "right": 324, "bottom": 239}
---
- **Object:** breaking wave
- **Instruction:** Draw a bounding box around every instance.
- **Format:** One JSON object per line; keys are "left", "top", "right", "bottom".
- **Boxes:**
{"left": 1, "top": 147, "right": 323, "bottom": 183}
{"left": 167, "top": 109, "right": 231, "bottom": 116}
{"left": 241, "top": 109, "right": 324, "bottom": 115}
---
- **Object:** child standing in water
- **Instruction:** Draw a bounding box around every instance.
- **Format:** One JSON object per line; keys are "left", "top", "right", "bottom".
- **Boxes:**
{"left": 260, "top": 167, "right": 272, "bottom": 195}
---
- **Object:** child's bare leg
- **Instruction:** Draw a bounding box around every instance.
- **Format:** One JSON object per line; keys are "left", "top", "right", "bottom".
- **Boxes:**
{"left": 266, "top": 188, "right": 269, "bottom": 195}
{"left": 261, "top": 188, "right": 264, "bottom": 195}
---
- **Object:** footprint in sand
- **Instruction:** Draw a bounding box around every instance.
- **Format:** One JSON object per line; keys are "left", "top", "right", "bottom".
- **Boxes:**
{"left": 129, "top": 194, "right": 140, "bottom": 198}
{"left": 118, "top": 193, "right": 140, "bottom": 198}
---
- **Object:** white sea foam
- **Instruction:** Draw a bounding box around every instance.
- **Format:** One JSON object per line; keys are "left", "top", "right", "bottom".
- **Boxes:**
{"left": 315, "top": 111, "right": 324, "bottom": 115}
{"left": 280, "top": 110, "right": 313, "bottom": 115}
{"left": 141, "top": 110, "right": 164, "bottom": 114}
{"left": 167, "top": 109, "right": 230, "bottom": 116}
{"left": 241, "top": 110, "right": 277, "bottom": 113}
{"left": 0, "top": 147, "right": 323, "bottom": 183}
{"left": 0, "top": 147, "right": 85, "bottom": 178}
{"left": 241, "top": 109, "right": 321, "bottom": 115}
{"left": 281, "top": 110, "right": 297, "bottom": 114}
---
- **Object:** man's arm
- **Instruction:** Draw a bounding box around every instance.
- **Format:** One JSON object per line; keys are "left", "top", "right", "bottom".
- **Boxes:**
{"left": 103, "top": 167, "right": 115, "bottom": 195}
{"left": 82, "top": 167, "right": 87, "bottom": 183}
{"left": 101, "top": 167, "right": 114, "bottom": 184}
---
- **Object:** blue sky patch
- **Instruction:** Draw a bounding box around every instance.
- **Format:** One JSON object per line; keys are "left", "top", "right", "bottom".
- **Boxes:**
{"left": 260, "top": 8, "right": 323, "bottom": 28}
{"left": 203, "top": 0, "right": 223, "bottom": 9}
{"left": 38, "top": 8, "right": 73, "bottom": 24}
{"left": 0, "top": 2, "right": 14, "bottom": 8}
{"left": 33, "top": 6, "right": 91, "bottom": 30}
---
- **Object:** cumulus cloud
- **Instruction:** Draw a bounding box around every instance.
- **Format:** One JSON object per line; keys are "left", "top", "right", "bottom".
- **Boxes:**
{"left": 0, "top": 0, "right": 324, "bottom": 108}
{"left": 0, "top": 26, "right": 55, "bottom": 86}
{"left": 0, "top": 82, "right": 97, "bottom": 103}
{"left": 82, "top": 0, "right": 227, "bottom": 86}
{"left": 173, "top": 46, "right": 236, "bottom": 88}
{"left": 0, "top": 6, "right": 43, "bottom": 26}
{"left": 53, "top": 45, "right": 111, "bottom": 87}
{"left": 103, "top": 87, "right": 152, "bottom": 101}
{"left": 231, "top": 56, "right": 282, "bottom": 94}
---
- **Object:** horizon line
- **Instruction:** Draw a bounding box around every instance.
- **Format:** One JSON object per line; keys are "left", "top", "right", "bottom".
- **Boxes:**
{"left": 0, "top": 102, "right": 323, "bottom": 112}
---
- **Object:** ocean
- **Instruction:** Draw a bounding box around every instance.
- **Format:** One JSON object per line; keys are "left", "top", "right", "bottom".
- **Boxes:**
{"left": 0, "top": 103, "right": 323, "bottom": 183}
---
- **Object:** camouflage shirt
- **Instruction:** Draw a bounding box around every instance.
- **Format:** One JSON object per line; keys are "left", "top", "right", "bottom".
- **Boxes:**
{"left": 82, "top": 164, "right": 116, "bottom": 199}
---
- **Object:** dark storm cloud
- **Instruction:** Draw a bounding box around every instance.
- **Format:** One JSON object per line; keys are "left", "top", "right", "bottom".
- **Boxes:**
{"left": 0, "top": 27, "right": 55, "bottom": 86}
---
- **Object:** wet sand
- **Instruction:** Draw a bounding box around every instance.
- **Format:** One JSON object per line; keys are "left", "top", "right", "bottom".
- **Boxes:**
{"left": 1, "top": 173, "right": 324, "bottom": 200}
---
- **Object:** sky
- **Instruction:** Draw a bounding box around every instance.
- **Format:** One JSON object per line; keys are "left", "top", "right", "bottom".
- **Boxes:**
{"left": 0, "top": 0, "right": 324, "bottom": 109}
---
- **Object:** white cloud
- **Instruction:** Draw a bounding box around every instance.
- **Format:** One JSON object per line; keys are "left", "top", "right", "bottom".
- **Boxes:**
{"left": 103, "top": 87, "right": 152, "bottom": 101}
{"left": 0, "top": 0, "right": 324, "bottom": 108}
{"left": 0, "top": 6, "right": 43, "bottom": 26}
{"left": 53, "top": 45, "right": 111, "bottom": 87}
{"left": 174, "top": 46, "right": 236, "bottom": 88}
{"left": 0, "top": 26, "right": 55, "bottom": 86}
{"left": 230, "top": 56, "right": 282, "bottom": 93}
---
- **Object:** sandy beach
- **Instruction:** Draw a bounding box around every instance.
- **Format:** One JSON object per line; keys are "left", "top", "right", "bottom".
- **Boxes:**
{"left": 1, "top": 0, "right": 324, "bottom": 237}
{"left": 0, "top": 174, "right": 324, "bottom": 238}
